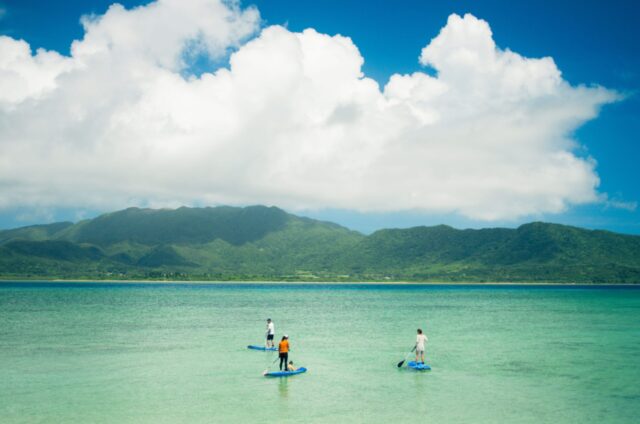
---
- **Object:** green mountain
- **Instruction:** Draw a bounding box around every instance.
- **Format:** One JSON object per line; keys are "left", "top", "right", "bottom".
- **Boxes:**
{"left": 1, "top": 206, "right": 639, "bottom": 283}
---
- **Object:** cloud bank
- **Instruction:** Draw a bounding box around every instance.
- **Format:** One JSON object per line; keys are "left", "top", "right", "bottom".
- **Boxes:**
{"left": 0, "top": 1, "right": 619, "bottom": 220}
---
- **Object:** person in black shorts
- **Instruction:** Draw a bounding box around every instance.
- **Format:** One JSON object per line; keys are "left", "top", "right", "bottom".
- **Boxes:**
{"left": 266, "top": 318, "right": 275, "bottom": 348}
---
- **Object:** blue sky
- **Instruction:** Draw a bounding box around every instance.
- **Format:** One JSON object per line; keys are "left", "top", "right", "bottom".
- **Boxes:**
{"left": 0, "top": 0, "right": 638, "bottom": 234}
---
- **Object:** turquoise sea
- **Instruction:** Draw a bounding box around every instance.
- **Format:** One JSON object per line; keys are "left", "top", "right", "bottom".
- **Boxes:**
{"left": 1, "top": 282, "right": 639, "bottom": 423}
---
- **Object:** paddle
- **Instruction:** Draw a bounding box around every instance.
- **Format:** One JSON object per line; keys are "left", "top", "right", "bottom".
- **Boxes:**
{"left": 397, "top": 346, "right": 416, "bottom": 368}
{"left": 262, "top": 355, "right": 280, "bottom": 375}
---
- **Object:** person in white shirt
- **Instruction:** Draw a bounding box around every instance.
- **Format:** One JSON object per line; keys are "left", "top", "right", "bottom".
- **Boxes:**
{"left": 266, "top": 318, "right": 275, "bottom": 348}
{"left": 415, "top": 328, "right": 428, "bottom": 364}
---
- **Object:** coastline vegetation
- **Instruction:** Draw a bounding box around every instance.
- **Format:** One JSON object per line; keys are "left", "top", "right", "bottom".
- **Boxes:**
{"left": 1, "top": 206, "right": 639, "bottom": 284}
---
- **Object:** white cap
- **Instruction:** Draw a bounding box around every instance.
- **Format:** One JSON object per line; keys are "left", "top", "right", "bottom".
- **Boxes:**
{"left": 284, "top": 334, "right": 289, "bottom": 338}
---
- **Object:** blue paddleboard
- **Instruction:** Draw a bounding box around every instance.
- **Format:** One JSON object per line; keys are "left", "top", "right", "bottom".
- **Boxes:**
{"left": 247, "top": 345, "right": 277, "bottom": 351}
{"left": 265, "top": 367, "right": 307, "bottom": 377}
{"left": 407, "top": 361, "right": 431, "bottom": 371}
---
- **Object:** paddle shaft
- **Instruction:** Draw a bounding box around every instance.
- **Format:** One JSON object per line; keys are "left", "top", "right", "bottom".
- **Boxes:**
{"left": 263, "top": 355, "right": 280, "bottom": 374}
{"left": 397, "top": 346, "right": 416, "bottom": 368}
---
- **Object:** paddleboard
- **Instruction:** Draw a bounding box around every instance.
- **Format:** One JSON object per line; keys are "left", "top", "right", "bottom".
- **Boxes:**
{"left": 407, "top": 361, "right": 431, "bottom": 371}
{"left": 247, "top": 345, "right": 277, "bottom": 351}
{"left": 264, "top": 367, "right": 307, "bottom": 377}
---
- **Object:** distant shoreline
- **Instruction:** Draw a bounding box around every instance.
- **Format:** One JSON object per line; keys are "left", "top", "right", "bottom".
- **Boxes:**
{"left": 0, "top": 279, "right": 637, "bottom": 286}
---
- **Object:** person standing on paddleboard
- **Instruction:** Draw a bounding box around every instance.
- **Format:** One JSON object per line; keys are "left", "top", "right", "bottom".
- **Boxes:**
{"left": 266, "top": 318, "right": 275, "bottom": 348}
{"left": 278, "top": 335, "right": 290, "bottom": 371}
{"left": 415, "top": 328, "right": 428, "bottom": 364}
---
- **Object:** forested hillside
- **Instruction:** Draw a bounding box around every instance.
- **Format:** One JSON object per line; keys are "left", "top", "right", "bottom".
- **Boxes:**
{"left": 1, "top": 206, "right": 639, "bottom": 283}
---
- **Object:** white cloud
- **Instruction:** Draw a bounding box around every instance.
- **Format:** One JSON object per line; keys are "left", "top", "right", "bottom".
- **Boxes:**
{"left": 0, "top": 4, "right": 620, "bottom": 220}
{"left": 0, "top": 36, "right": 74, "bottom": 104}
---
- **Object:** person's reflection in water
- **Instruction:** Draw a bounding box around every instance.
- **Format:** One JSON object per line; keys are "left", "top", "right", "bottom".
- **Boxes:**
{"left": 278, "top": 377, "right": 289, "bottom": 398}
{"left": 412, "top": 373, "right": 428, "bottom": 416}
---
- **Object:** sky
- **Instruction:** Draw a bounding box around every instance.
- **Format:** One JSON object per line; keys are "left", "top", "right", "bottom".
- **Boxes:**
{"left": 0, "top": 0, "right": 638, "bottom": 234}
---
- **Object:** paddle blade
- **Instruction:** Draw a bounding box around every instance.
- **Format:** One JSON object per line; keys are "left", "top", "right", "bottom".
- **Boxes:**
{"left": 397, "top": 360, "right": 406, "bottom": 368}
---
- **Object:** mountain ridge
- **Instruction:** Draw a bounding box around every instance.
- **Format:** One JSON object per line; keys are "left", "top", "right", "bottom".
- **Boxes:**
{"left": 1, "top": 205, "right": 639, "bottom": 283}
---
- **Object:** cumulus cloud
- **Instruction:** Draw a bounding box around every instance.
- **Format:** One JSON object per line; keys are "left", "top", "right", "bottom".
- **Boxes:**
{"left": 0, "top": 2, "right": 619, "bottom": 220}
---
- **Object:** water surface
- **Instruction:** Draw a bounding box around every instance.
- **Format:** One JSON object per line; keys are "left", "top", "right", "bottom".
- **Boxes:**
{"left": 1, "top": 282, "right": 639, "bottom": 423}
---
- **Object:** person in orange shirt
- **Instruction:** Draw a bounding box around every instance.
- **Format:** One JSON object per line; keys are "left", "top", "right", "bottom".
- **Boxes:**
{"left": 278, "top": 335, "right": 290, "bottom": 371}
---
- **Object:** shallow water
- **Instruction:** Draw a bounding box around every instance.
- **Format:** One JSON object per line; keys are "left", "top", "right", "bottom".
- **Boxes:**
{"left": 1, "top": 282, "right": 639, "bottom": 423}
